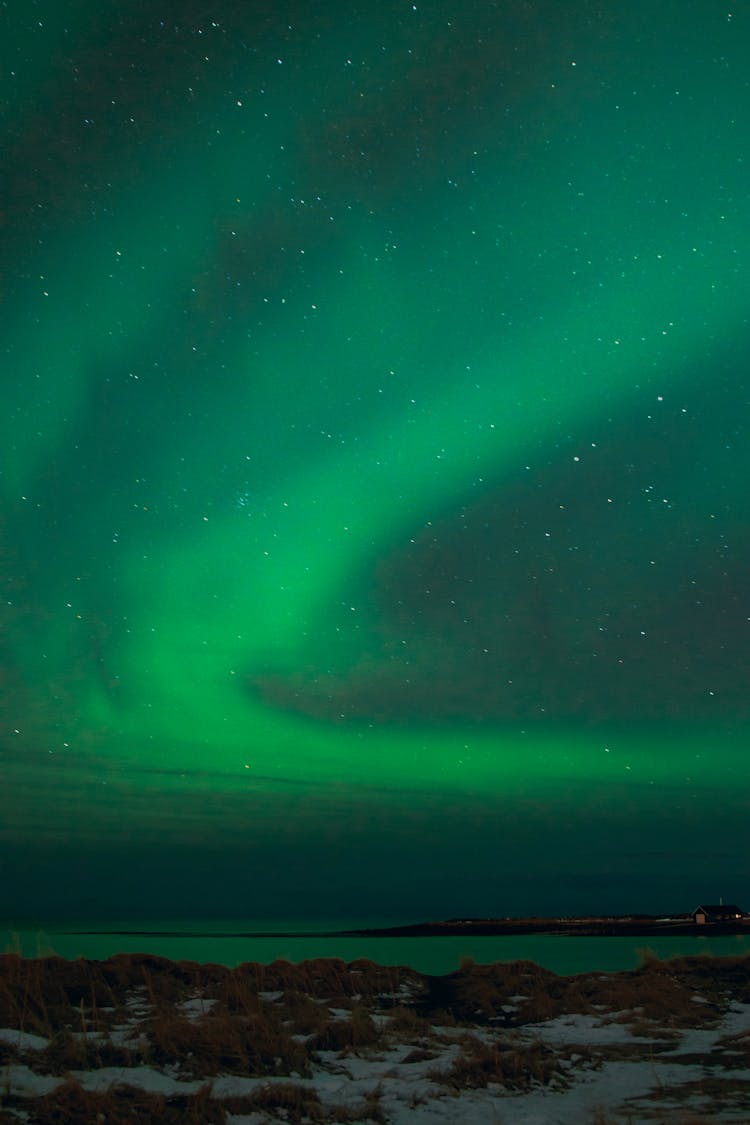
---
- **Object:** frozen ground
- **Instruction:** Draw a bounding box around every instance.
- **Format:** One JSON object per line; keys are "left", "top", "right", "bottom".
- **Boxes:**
{"left": 1, "top": 951, "right": 749, "bottom": 1123}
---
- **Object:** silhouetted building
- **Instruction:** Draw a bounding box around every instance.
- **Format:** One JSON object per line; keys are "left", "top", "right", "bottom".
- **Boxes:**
{"left": 692, "top": 904, "right": 744, "bottom": 925}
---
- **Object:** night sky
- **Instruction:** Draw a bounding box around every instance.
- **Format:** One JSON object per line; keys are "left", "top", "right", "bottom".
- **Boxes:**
{"left": 2, "top": 1, "right": 749, "bottom": 924}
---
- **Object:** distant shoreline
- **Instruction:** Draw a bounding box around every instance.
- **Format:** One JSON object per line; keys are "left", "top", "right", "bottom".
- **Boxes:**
{"left": 344, "top": 916, "right": 750, "bottom": 939}
{"left": 53, "top": 916, "right": 750, "bottom": 940}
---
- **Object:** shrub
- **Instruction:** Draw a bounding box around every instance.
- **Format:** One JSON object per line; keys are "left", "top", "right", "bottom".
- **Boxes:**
{"left": 308, "top": 1006, "right": 380, "bottom": 1053}
{"left": 431, "top": 1033, "right": 565, "bottom": 1092}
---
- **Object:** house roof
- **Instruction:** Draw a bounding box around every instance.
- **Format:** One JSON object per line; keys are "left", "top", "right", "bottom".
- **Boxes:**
{"left": 692, "top": 904, "right": 743, "bottom": 915}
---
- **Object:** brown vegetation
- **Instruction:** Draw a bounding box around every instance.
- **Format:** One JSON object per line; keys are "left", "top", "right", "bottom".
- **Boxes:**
{"left": 1, "top": 950, "right": 749, "bottom": 1124}
{"left": 429, "top": 1031, "right": 567, "bottom": 1092}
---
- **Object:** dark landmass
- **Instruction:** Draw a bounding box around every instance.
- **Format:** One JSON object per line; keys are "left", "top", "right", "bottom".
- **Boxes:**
{"left": 342, "top": 914, "right": 750, "bottom": 938}
{"left": 58, "top": 913, "right": 750, "bottom": 940}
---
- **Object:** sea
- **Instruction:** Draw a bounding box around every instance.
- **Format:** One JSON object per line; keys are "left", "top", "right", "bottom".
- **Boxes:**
{"left": 3, "top": 920, "right": 750, "bottom": 976}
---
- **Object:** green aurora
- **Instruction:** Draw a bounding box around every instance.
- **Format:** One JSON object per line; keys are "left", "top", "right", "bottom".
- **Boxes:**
{"left": 2, "top": 0, "right": 749, "bottom": 922}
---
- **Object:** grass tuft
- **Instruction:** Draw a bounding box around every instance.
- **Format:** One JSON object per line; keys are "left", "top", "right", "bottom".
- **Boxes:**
{"left": 430, "top": 1032, "right": 567, "bottom": 1092}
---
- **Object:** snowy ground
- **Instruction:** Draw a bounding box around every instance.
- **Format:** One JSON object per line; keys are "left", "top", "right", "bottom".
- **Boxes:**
{"left": 1, "top": 951, "right": 749, "bottom": 1123}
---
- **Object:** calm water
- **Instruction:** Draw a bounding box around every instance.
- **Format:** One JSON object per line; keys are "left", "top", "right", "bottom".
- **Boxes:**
{"left": 3, "top": 921, "right": 750, "bottom": 976}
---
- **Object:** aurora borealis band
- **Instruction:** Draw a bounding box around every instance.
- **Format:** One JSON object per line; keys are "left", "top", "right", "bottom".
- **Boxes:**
{"left": 2, "top": 0, "right": 749, "bottom": 923}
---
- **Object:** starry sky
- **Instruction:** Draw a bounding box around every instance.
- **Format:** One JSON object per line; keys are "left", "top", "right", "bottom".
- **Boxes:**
{"left": 2, "top": 0, "right": 749, "bottom": 924}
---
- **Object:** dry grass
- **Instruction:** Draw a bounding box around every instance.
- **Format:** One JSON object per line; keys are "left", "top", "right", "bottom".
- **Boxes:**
{"left": 3, "top": 951, "right": 750, "bottom": 1124}
{"left": 225, "top": 1081, "right": 387, "bottom": 1123}
{"left": 248, "top": 957, "right": 419, "bottom": 1003}
{"left": 141, "top": 1003, "right": 312, "bottom": 1078}
{"left": 432, "top": 958, "right": 557, "bottom": 1024}
{"left": 421, "top": 952, "right": 749, "bottom": 1035}
{"left": 429, "top": 1031, "right": 568, "bottom": 1092}
{"left": 276, "top": 988, "right": 332, "bottom": 1034}
{"left": 34, "top": 1029, "right": 135, "bottom": 1075}
{"left": 307, "top": 1005, "right": 381, "bottom": 1053}
{"left": 386, "top": 1003, "right": 432, "bottom": 1037}
{"left": 23, "top": 1077, "right": 224, "bottom": 1124}
{"left": 13, "top": 1078, "right": 388, "bottom": 1125}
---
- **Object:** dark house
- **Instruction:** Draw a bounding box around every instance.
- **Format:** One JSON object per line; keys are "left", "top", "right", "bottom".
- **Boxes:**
{"left": 692, "top": 904, "right": 744, "bottom": 925}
